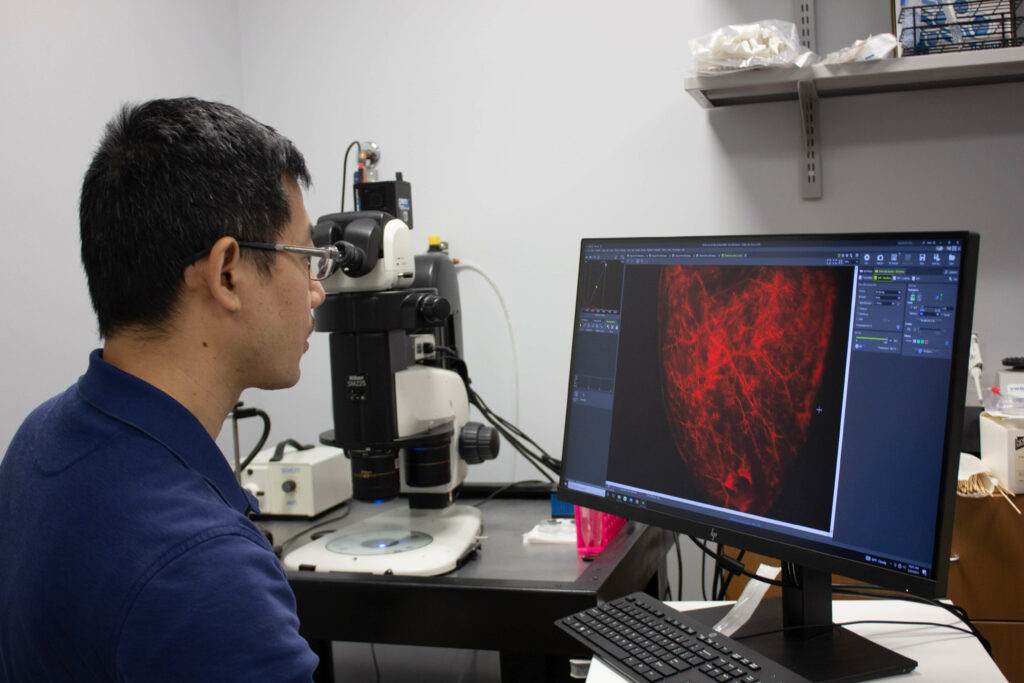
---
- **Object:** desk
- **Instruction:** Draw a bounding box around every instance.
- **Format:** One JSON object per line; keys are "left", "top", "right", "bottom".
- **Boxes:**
{"left": 585, "top": 599, "right": 1005, "bottom": 682}
{"left": 947, "top": 495, "right": 1024, "bottom": 681}
{"left": 719, "top": 494, "right": 1024, "bottom": 680}
{"left": 260, "top": 495, "right": 674, "bottom": 683}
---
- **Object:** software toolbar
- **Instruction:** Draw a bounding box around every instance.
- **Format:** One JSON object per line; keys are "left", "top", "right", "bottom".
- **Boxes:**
{"left": 580, "top": 240, "right": 962, "bottom": 360}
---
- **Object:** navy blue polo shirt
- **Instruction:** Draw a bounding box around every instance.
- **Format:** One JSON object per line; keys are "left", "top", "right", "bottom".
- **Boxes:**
{"left": 0, "top": 350, "right": 318, "bottom": 681}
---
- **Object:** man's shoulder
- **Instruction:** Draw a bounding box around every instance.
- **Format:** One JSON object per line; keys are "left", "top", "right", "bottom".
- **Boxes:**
{"left": 116, "top": 527, "right": 317, "bottom": 682}
{"left": 4, "top": 380, "right": 148, "bottom": 474}
{"left": 9, "top": 382, "right": 77, "bottom": 439}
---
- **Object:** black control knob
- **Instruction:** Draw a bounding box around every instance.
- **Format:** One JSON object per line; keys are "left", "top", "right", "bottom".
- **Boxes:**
{"left": 459, "top": 422, "right": 500, "bottom": 465}
{"left": 417, "top": 294, "right": 451, "bottom": 324}
{"left": 281, "top": 480, "right": 297, "bottom": 493}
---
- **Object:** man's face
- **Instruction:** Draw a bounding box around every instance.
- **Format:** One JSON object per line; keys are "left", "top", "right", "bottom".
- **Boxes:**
{"left": 243, "top": 176, "right": 326, "bottom": 390}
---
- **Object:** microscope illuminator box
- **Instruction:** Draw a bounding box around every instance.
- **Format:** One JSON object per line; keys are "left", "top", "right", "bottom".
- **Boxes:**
{"left": 241, "top": 445, "right": 352, "bottom": 516}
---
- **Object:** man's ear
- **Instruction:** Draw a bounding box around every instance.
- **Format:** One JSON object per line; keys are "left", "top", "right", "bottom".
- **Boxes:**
{"left": 184, "top": 236, "right": 244, "bottom": 312}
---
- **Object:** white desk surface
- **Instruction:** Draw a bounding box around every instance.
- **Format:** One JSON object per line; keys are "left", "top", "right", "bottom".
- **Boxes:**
{"left": 585, "top": 599, "right": 1005, "bottom": 682}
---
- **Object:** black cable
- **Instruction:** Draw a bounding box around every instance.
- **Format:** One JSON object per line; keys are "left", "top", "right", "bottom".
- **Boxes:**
{"left": 677, "top": 548, "right": 991, "bottom": 656}
{"left": 271, "top": 506, "right": 351, "bottom": 558}
{"left": 463, "top": 384, "right": 557, "bottom": 479}
{"left": 433, "top": 345, "right": 459, "bottom": 358}
{"left": 714, "top": 576, "right": 989, "bottom": 652}
{"left": 689, "top": 535, "right": 786, "bottom": 588}
{"left": 467, "top": 387, "right": 560, "bottom": 480}
{"left": 674, "top": 535, "right": 684, "bottom": 601}
{"left": 370, "top": 642, "right": 381, "bottom": 683}
{"left": 479, "top": 389, "right": 562, "bottom": 473}
{"left": 470, "top": 479, "right": 547, "bottom": 508}
{"left": 734, "top": 618, "right": 979, "bottom": 643}
{"left": 434, "top": 345, "right": 561, "bottom": 474}
{"left": 429, "top": 336, "right": 562, "bottom": 481}
{"left": 340, "top": 140, "right": 361, "bottom": 212}
{"left": 682, "top": 537, "right": 990, "bottom": 655}
{"left": 270, "top": 438, "right": 313, "bottom": 462}
{"left": 831, "top": 585, "right": 991, "bottom": 654}
{"left": 232, "top": 403, "right": 271, "bottom": 472}
{"left": 711, "top": 542, "right": 721, "bottom": 601}
{"left": 831, "top": 583, "right": 975, "bottom": 622}
{"left": 700, "top": 541, "right": 709, "bottom": 601}
{"left": 837, "top": 619, "right": 976, "bottom": 637}
{"left": 716, "top": 547, "right": 744, "bottom": 600}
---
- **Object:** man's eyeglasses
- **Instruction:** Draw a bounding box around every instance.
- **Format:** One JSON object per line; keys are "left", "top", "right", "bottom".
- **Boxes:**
{"left": 237, "top": 241, "right": 343, "bottom": 281}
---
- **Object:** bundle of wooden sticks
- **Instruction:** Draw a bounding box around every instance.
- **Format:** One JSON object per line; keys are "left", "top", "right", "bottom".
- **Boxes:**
{"left": 958, "top": 472, "right": 1021, "bottom": 514}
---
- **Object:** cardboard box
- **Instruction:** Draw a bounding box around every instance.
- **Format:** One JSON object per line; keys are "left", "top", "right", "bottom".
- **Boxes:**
{"left": 979, "top": 412, "right": 1024, "bottom": 494}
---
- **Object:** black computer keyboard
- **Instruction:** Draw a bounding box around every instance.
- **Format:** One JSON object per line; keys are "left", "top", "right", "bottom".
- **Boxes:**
{"left": 555, "top": 592, "right": 809, "bottom": 683}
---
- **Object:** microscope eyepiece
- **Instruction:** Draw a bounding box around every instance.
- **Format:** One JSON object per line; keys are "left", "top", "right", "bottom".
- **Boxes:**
{"left": 312, "top": 212, "right": 386, "bottom": 280}
{"left": 332, "top": 240, "right": 365, "bottom": 275}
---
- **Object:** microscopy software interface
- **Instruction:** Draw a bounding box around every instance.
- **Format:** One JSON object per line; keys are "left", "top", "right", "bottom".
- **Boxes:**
{"left": 562, "top": 235, "right": 967, "bottom": 579}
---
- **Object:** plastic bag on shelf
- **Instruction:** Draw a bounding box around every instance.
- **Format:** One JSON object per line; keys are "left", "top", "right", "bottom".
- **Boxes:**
{"left": 689, "top": 20, "right": 817, "bottom": 76}
{"left": 822, "top": 33, "right": 898, "bottom": 64}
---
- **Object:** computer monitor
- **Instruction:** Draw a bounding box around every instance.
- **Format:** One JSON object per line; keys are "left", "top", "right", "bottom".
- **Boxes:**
{"left": 557, "top": 231, "right": 979, "bottom": 682}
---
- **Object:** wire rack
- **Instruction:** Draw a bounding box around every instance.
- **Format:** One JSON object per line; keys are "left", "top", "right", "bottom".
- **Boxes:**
{"left": 899, "top": 0, "right": 1023, "bottom": 55}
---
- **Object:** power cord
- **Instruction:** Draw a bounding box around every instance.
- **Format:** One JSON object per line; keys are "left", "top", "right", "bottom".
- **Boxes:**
{"left": 269, "top": 506, "right": 352, "bottom": 558}
{"left": 689, "top": 536, "right": 785, "bottom": 589}
{"left": 370, "top": 642, "right": 381, "bottom": 683}
{"left": 468, "top": 386, "right": 561, "bottom": 480}
{"left": 431, "top": 345, "right": 561, "bottom": 481}
{"left": 700, "top": 540, "right": 710, "bottom": 601}
{"left": 452, "top": 259, "right": 565, "bottom": 478}
{"left": 686, "top": 538, "right": 991, "bottom": 655}
{"left": 231, "top": 402, "right": 271, "bottom": 475}
{"left": 733, "top": 617, "right": 982, "bottom": 644}
{"left": 340, "top": 140, "right": 361, "bottom": 212}
{"left": 673, "top": 535, "right": 684, "bottom": 601}
{"left": 469, "top": 479, "right": 549, "bottom": 508}
{"left": 717, "top": 549, "right": 744, "bottom": 600}
{"left": 454, "top": 260, "right": 521, "bottom": 426}
{"left": 831, "top": 584, "right": 991, "bottom": 654}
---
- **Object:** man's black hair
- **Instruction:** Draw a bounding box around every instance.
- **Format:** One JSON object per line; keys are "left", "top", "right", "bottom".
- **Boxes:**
{"left": 80, "top": 97, "right": 311, "bottom": 338}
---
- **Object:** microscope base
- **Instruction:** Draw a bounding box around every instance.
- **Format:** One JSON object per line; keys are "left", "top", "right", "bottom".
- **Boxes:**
{"left": 282, "top": 505, "right": 483, "bottom": 576}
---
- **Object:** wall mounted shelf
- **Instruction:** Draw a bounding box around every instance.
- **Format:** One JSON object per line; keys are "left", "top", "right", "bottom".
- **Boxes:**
{"left": 685, "top": 46, "right": 1024, "bottom": 197}
{"left": 684, "top": 45, "right": 1024, "bottom": 108}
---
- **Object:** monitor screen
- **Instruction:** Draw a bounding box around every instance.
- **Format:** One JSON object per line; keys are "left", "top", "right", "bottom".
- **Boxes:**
{"left": 557, "top": 231, "right": 979, "bottom": 680}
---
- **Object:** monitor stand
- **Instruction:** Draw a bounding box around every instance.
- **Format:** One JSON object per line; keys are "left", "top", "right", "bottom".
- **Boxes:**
{"left": 687, "top": 566, "right": 916, "bottom": 683}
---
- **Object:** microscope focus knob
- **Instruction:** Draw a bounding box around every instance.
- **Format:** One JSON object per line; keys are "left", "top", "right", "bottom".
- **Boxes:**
{"left": 417, "top": 294, "right": 451, "bottom": 324}
{"left": 459, "top": 422, "right": 500, "bottom": 465}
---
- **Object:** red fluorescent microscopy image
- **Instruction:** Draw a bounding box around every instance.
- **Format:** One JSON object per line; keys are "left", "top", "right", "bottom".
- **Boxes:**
{"left": 658, "top": 265, "right": 839, "bottom": 515}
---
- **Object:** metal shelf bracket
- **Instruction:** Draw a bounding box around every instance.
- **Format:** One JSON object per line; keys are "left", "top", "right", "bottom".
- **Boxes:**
{"left": 798, "top": 79, "right": 822, "bottom": 199}
{"left": 795, "top": 1, "right": 817, "bottom": 53}
{"left": 796, "top": 1, "right": 821, "bottom": 199}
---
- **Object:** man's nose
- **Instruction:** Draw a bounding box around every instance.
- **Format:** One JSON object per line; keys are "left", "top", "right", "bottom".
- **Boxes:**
{"left": 311, "top": 279, "right": 326, "bottom": 308}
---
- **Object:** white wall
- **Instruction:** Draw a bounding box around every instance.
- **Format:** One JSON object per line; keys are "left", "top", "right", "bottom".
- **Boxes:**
{"left": 230, "top": 0, "right": 1023, "bottom": 607}
{"left": 0, "top": 0, "right": 243, "bottom": 449}
{"left": 232, "top": 0, "right": 1024, "bottom": 483}
{"left": 3, "top": 0, "right": 1021, "bottom": 513}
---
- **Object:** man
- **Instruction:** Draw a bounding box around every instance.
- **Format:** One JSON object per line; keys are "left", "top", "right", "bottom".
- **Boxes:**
{"left": 0, "top": 98, "right": 325, "bottom": 681}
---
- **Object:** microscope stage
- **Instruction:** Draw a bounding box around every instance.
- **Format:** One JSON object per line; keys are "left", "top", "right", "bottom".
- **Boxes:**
{"left": 282, "top": 505, "right": 482, "bottom": 576}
